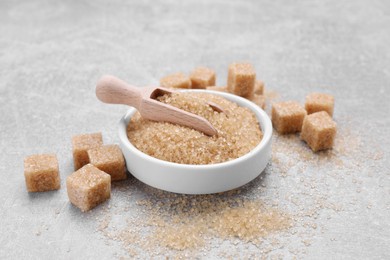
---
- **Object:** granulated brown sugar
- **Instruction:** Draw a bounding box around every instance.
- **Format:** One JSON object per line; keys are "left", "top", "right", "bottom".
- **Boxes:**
{"left": 101, "top": 190, "right": 292, "bottom": 256}
{"left": 211, "top": 201, "right": 291, "bottom": 243}
{"left": 127, "top": 92, "right": 262, "bottom": 165}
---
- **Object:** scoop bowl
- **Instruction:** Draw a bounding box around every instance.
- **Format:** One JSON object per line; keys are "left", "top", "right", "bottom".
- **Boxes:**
{"left": 118, "top": 90, "right": 272, "bottom": 194}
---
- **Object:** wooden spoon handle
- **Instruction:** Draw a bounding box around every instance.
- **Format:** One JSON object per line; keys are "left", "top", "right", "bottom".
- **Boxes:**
{"left": 96, "top": 75, "right": 142, "bottom": 109}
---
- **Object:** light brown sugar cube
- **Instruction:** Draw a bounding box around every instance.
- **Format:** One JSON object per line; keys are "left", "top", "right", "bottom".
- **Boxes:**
{"left": 300, "top": 111, "right": 337, "bottom": 152}
{"left": 72, "top": 133, "right": 103, "bottom": 170}
{"left": 87, "top": 144, "right": 127, "bottom": 181}
{"left": 272, "top": 101, "right": 307, "bottom": 134}
{"left": 160, "top": 73, "right": 191, "bottom": 89}
{"left": 24, "top": 154, "right": 60, "bottom": 192}
{"left": 190, "top": 67, "right": 216, "bottom": 89}
{"left": 250, "top": 94, "right": 266, "bottom": 109}
{"left": 253, "top": 80, "right": 264, "bottom": 95}
{"left": 206, "top": 86, "right": 228, "bottom": 93}
{"left": 305, "top": 92, "right": 334, "bottom": 116}
{"left": 66, "top": 164, "right": 111, "bottom": 212}
{"left": 227, "top": 63, "right": 256, "bottom": 98}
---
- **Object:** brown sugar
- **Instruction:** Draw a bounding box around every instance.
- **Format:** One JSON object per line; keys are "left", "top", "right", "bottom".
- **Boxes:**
{"left": 250, "top": 94, "right": 266, "bottom": 109}
{"left": 66, "top": 164, "right": 111, "bottom": 212}
{"left": 87, "top": 144, "right": 127, "bottom": 181}
{"left": 211, "top": 201, "right": 291, "bottom": 243}
{"left": 300, "top": 111, "right": 337, "bottom": 152}
{"left": 110, "top": 191, "right": 292, "bottom": 255}
{"left": 24, "top": 154, "right": 60, "bottom": 192}
{"left": 305, "top": 92, "right": 334, "bottom": 116}
{"left": 160, "top": 73, "right": 191, "bottom": 89}
{"left": 272, "top": 101, "right": 307, "bottom": 134}
{"left": 254, "top": 80, "right": 265, "bottom": 95}
{"left": 227, "top": 63, "right": 256, "bottom": 98}
{"left": 190, "top": 67, "right": 216, "bottom": 89}
{"left": 127, "top": 92, "right": 262, "bottom": 165}
{"left": 206, "top": 86, "right": 228, "bottom": 92}
{"left": 154, "top": 200, "right": 291, "bottom": 250}
{"left": 72, "top": 132, "right": 103, "bottom": 170}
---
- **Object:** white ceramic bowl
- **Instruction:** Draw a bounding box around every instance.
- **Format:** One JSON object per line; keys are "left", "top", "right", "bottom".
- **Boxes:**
{"left": 118, "top": 90, "right": 272, "bottom": 194}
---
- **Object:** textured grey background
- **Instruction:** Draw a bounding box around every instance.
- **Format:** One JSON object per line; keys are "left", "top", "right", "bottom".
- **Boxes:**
{"left": 1, "top": 0, "right": 389, "bottom": 259}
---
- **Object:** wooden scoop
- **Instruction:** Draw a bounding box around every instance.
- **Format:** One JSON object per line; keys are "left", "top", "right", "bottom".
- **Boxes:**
{"left": 96, "top": 75, "right": 220, "bottom": 136}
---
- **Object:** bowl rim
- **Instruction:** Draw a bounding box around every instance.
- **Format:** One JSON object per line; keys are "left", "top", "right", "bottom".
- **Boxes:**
{"left": 118, "top": 90, "right": 272, "bottom": 169}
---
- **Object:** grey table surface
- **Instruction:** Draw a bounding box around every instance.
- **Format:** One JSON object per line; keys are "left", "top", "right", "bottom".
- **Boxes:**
{"left": 1, "top": 0, "right": 389, "bottom": 259}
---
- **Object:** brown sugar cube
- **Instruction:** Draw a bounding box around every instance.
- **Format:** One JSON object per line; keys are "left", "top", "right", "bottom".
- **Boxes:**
{"left": 253, "top": 80, "right": 264, "bottom": 95}
{"left": 24, "top": 154, "right": 60, "bottom": 192}
{"left": 72, "top": 133, "right": 103, "bottom": 170}
{"left": 300, "top": 111, "right": 337, "bottom": 152}
{"left": 272, "top": 101, "right": 307, "bottom": 134}
{"left": 250, "top": 94, "right": 266, "bottom": 110}
{"left": 305, "top": 92, "right": 334, "bottom": 116}
{"left": 160, "top": 73, "right": 191, "bottom": 89}
{"left": 206, "top": 86, "right": 228, "bottom": 93}
{"left": 66, "top": 164, "right": 111, "bottom": 212}
{"left": 189, "top": 67, "right": 216, "bottom": 89}
{"left": 227, "top": 63, "right": 256, "bottom": 98}
{"left": 87, "top": 144, "right": 127, "bottom": 181}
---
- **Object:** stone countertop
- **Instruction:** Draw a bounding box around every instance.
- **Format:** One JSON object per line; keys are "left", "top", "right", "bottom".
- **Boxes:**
{"left": 1, "top": 0, "right": 389, "bottom": 259}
